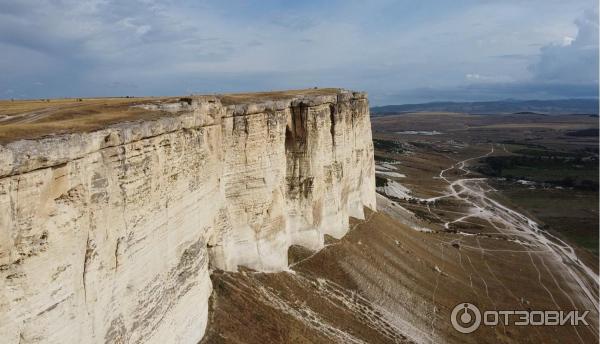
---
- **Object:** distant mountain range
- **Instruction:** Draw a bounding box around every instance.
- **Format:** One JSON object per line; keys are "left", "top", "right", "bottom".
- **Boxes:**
{"left": 370, "top": 98, "right": 599, "bottom": 115}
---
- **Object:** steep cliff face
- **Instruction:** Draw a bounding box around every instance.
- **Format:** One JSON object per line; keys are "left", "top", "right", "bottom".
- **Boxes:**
{"left": 0, "top": 89, "right": 376, "bottom": 343}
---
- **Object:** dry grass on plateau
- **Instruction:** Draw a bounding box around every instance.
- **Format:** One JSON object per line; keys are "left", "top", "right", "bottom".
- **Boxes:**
{"left": 0, "top": 88, "right": 343, "bottom": 143}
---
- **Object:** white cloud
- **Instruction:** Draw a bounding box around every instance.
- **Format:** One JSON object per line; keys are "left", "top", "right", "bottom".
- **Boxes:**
{"left": 465, "top": 73, "right": 513, "bottom": 83}
{"left": 529, "top": 6, "right": 599, "bottom": 84}
{"left": 561, "top": 36, "right": 575, "bottom": 46}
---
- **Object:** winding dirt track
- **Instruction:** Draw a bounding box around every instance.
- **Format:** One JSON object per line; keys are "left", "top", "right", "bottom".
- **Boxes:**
{"left": 414, "top": 146, "right": 599, "bottom": 340}
{"left": 438, "top": 147, "right": 598, "bottom": 309}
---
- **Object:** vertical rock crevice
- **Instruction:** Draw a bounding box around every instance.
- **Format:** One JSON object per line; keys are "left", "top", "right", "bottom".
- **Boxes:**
{"left": 329, "top": 104, "right": 336, "bottom": 150}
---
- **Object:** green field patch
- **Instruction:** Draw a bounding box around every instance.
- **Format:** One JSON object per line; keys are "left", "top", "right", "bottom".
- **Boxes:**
{"left": 373, "top": 138, "right": 405, "bottom": 153}
{"left": 491, "top": 185, "right": 599, "bottom": 255}
{"left": 476, "top": 148, "right": 598, "bottom": 190}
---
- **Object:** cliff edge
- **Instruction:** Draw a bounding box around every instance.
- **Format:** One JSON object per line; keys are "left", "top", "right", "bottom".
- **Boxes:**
{"left": 0, "top": 89, "right": 376, "bottom": 343}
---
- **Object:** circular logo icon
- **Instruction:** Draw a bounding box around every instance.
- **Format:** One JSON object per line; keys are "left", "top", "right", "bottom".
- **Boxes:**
{"left": 451, "top": 303, "right": 481, "bottom": 333}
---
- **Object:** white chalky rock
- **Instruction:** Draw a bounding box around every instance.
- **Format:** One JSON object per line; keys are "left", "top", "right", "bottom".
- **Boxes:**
{"left": 0, "top": 89, "right": 376, "bottom": 344}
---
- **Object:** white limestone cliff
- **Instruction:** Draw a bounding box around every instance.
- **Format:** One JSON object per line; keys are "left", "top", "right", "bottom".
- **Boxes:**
{"left": 0, "top": 89, "right": 376, "bottom": 343}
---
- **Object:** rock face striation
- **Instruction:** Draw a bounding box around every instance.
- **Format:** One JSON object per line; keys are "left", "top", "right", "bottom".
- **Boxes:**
{"left": 0, "top": 89, "right": 376, "bottom": 343}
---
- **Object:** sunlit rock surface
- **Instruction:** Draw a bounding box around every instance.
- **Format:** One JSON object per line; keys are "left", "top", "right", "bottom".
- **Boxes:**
{"left": 0, "top": 89, "right": 376, "bottom": 343}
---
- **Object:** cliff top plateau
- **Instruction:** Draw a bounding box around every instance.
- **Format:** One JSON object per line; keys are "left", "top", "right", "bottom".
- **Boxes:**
{"left": 0, "top": 88, "right": 365, "bottom": 144}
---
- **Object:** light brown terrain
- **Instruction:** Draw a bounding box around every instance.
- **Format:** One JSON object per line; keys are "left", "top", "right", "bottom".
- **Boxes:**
{"left": 202, "top": 203, "right": 598, "bottom": 343}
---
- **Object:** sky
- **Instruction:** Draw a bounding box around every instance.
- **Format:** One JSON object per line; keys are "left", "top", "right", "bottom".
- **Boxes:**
{"left": 0, "top": 0, "right": 598, "bottom": 105}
